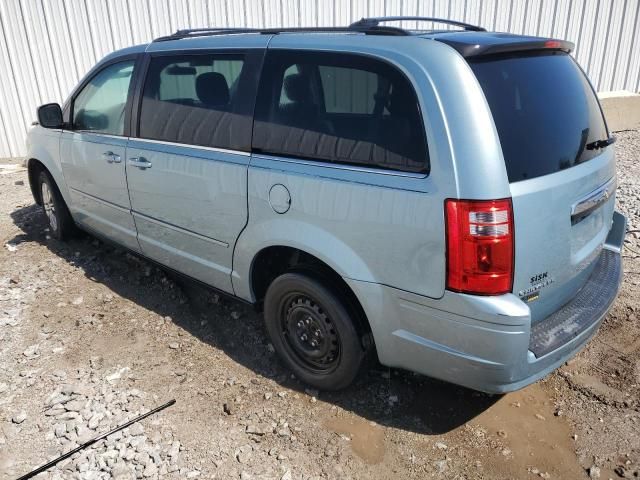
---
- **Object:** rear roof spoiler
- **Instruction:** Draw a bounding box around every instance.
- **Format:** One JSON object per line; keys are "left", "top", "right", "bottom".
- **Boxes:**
{"left": 431, "top": 33, "right": 575, "bottom": 58}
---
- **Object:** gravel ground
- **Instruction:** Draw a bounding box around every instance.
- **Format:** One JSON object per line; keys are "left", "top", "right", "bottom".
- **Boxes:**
{"left": 0, "top": 131, "right": 639, "bottom": 480}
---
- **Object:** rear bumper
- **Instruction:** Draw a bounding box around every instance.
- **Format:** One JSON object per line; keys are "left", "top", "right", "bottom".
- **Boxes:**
{"left": 347, "top": 211, "right": 626, "bottom": 394}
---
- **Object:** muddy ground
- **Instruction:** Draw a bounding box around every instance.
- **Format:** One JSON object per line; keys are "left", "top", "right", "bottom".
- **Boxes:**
{"left": 0, "top": 131, "right": 639, "bottom": 480}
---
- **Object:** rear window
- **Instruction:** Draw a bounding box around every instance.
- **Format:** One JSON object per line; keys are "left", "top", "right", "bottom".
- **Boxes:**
{"left": 470, "top": 52, "right": 608, "bottom": 182}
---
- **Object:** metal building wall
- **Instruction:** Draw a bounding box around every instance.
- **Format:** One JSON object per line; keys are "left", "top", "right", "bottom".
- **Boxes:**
{"left": 1, "top": 0, "right": 639, "bottom": 158}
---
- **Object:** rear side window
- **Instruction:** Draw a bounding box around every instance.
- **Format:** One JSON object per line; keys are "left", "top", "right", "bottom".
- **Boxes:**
{"left": 470, "top": 52, "right": 608, "bottom": 182}
{"left": 138, "top": 53, "right": 255, "bottom": 151}
{"left": 253, "top": 51, "right": 429, "bottom": 174}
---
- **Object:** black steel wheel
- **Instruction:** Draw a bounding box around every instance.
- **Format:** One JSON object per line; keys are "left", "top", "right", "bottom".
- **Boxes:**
{"left": 264, "top": 272, "right": 364, "bottom": 390}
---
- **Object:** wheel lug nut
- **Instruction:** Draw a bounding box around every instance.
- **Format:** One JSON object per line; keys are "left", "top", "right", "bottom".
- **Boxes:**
{"left": 297, "top": 320, "right": 304, "bottom": 328}
{"left": 310, "top": 340, "right": 318, "bottom": 347}
{"left": 300, "top": 334, "right": 308, "bottom": 341}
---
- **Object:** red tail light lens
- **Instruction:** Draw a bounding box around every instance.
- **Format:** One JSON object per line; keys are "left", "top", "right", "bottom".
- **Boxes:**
{"left": 445, "top": 198, "right": 514, "bottom": 295}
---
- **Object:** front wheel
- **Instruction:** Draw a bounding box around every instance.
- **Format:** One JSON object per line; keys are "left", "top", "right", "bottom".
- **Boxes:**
{"left": 38, "top": 170, "right": 75, "bottom": 240}
{"left": 263, "top": 272, "right": 365, "bottom": 391}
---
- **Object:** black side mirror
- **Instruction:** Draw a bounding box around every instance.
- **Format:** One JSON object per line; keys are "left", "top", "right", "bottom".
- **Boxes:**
{"left": 36, "top": 103, "right": 63, "bottom": 129}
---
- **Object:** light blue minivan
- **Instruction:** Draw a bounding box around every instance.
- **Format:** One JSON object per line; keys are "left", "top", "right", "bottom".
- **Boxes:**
{"left": 27, "top": 17, "right": 626, "bottom": 393}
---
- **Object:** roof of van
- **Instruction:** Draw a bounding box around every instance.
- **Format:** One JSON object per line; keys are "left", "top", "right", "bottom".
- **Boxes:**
{"left": 106, "top": 17, "right": 574, "bottom": 61}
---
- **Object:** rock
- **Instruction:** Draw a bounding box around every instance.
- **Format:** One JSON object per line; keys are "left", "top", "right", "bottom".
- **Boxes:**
{"left": 142, "top": 462, "right": 158, "bottom": 477}
{"left": 186, "top": 471, "right": 200, "bottom": 478}
{"left": 535, "top": 413, "right": 546, "bottom": 421}
{"left": 236, "top": 445, "right": 253, "bottom": 463}
{"left": 588, "top": 466, "right": 601, "bottom": 479}
{"left": 434, "top": 460, "right": 447, "bottom": 473}
{"left": 434, "top": 442, "right": 448, "bottom": 450}
{"left": 64, "top": 400, "right": 85, "bottom": 412}
{"left": 71, "top": 296, "right": 84, "bottom": 305}
{"left": 23, "top": 344, "right": 40, "bottom": 357}
{"left": 106, "top": 367, "right": 130, "bottom": 383}
{"left": 45, "top": 408, "right": 65, "bottom": 417}
{"left": 264, "top": 393, "right": 272, "bottom": 400}
{"left": 168, "top": 441, "right": 180, "bottom": 457}
{"left": 304, "top": 388, "right": 319, "bottom": 397}
{"left": 614, "top": 466, "right": 627, "bottom": 477}
{"left": 14, "top": 180, "right": 24, "bottom": 185}
{"left": 169, "top": 342, "right": 179, "bottom": 350}
{"left": 54, "top": 423, "right": 67, "bottom": 438}
{"left": 12, "top": 412, "right": 27, "bottom": 424}
{"left": 88, "top": 413, "right": 104, "bottom": 430}
{"left": 76, "top": 425, "right": 93, "bottom": 443}
{"left": 246, "top": 425, "right": 266, "bottom": 436}
{"left": 129, "top": 423, "right": 144, "bottom": 436}
{"left": 281, "top": 471, "right": 292, "bottom": 480}
{"left": 223, "top": 403, "right": 234, "bottom": 415}
{"left": 111, "top": 463, "right": 133, "bottom": 479}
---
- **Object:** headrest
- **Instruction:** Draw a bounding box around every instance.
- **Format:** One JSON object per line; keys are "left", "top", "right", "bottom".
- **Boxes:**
{"left": 196, "top": 72, "right": 230, "bottom": 107}
{"left": 283, "top": 74, "right": 312, "bottom": 103}
{"left": 387, "top": 85, "right": 414, "bottom": 115}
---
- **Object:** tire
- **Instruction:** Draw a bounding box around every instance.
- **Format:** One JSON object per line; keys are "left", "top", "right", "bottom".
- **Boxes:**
{"left": 264, "top": 272, "right": 365, "bottom": 391}
{"left": 38, "top": 170, "right": 75, "bottom": 240}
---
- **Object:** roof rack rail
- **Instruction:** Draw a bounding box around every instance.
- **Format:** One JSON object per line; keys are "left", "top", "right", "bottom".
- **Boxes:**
{"left": 153, "top": 24, "right": 409, "bottom": 42}
{"left": 350, "top": 16, "right": 486, "bottom": 32}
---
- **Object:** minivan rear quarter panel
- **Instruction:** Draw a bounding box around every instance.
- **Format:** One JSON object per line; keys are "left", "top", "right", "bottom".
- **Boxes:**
{"left": 233, "top": 35, "right": 506, "bottom": 301}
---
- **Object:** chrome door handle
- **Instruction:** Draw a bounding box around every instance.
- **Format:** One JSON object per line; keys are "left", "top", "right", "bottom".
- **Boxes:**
{"left": 128, "top": 157, "right": 152, "bottom": 169}
{"left": 103, "top": 151, "right": 121, "bottom": 163}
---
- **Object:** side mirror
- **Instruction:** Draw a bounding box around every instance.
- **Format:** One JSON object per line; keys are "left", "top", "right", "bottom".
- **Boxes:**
{"left": 36, "top": 103, "right": 63, "bottom": 129}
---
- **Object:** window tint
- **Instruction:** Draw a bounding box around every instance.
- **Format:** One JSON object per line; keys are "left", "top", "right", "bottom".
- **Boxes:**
{"left": 253, "top": 51, "right": 429, "bottom": 174}
{"left": 73, "top": 61, "right": 135, "bottom": 135}
{"left": 470, "top": 52, "right": 608, "bottom": 182}
{"left": 139, "top": 53, "right": 254, "bottom": 151}
{"left": 319, "top": 65, "right": 378, "bottom": 114}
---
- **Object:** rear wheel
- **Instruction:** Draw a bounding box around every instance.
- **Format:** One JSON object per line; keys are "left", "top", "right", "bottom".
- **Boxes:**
{"left": 264, "top": 272, "right": 365, "bottom": 390}
{"left": 38, "top": 170, "right": 75, "bottom": 240}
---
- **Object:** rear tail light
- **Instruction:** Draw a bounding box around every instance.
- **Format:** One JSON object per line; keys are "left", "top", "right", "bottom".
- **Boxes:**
{"left": 445, "top": 198, "right": 514, "bottom": 295}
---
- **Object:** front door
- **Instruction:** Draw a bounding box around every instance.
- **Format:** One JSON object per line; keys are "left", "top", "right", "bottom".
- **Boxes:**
{"left": 125, "top": 49, "right": 263, "bottom": 293}
{"left": 60, "top": 59, "right": 139, "bottom": 251}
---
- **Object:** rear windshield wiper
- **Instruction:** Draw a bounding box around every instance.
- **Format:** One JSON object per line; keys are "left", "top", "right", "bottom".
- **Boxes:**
{"left": 586, "top": 136, "right": 616, "bottom": 150}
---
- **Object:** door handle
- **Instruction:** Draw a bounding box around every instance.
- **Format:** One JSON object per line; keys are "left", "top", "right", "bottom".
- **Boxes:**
{"left": 103, "top": 151, "right": 121, "bottom": 164}
{"left": 128, "top": 157, "right": 152, "bottom": 169}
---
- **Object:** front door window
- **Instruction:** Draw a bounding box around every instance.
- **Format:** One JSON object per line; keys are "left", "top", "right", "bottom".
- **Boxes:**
{"left": 72, "top": 61, "right": 135, "bottom": 136}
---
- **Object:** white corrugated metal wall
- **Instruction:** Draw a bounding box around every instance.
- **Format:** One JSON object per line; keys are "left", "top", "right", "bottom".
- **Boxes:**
{"left": 1, "top": 0, "right": 639, "bottom": 158}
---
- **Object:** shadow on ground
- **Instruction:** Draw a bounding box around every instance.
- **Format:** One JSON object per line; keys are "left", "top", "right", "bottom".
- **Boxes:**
{"left": 10, "top": 203, "right": 500, "bottom": 435}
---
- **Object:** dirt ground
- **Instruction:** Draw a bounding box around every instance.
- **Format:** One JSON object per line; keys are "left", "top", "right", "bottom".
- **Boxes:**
{"left": 0, "top": 131, "right": 639, "bottom": 480}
